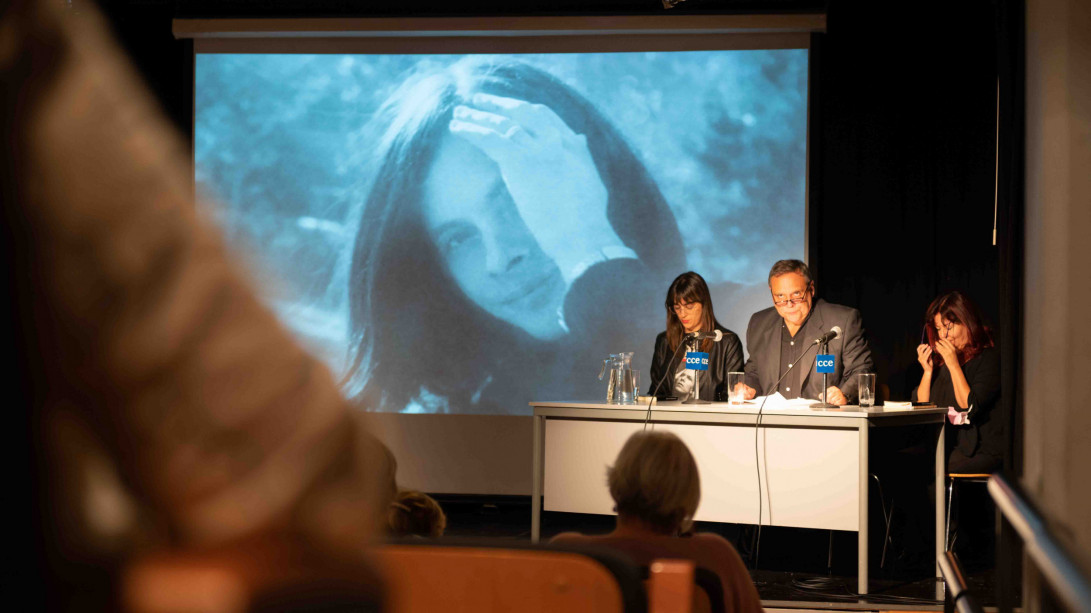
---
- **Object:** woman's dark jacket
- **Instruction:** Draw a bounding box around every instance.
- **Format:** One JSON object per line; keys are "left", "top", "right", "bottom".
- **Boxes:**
{"left": 648, "top": 323, "right": 744, "bottom": 401}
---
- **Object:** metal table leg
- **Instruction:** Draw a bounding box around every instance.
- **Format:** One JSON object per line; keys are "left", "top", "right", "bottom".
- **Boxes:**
{"left": 859, "top": 421, "right": 869, "bottom": 594}
{"left": 531, "top": 414, "right": 544, "bottom": 543}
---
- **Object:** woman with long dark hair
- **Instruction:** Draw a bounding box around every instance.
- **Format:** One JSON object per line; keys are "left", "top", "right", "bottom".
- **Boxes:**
{"left": 647, "top": 272, "right": 744, "bottom": 401}
{"left": 343, "top": 57, "right": 684, "bottom": 414}
{"left": 915, "top": 291, "right": 1002, "bottom": 472}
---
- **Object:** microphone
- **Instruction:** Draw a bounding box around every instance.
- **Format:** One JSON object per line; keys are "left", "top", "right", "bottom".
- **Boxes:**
{"left": 686, "top": 329, "right": 724, "bottom": 342}
{"left": 813, "top": 326, "right": 842, "bottom": 345}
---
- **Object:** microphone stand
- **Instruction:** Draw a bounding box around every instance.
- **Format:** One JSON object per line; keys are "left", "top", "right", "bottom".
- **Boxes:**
{"left": 809, "top": 338, "right": 837, "bottom": 409}
{"left": 682, "top": 338, "right": 710, "bottom": 405}
{"left": 643, "top": 335, "right": 692, "bottom": 429}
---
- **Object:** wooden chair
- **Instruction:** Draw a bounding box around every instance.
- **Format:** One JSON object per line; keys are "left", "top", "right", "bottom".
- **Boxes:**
{"left": 945, "top": 473, "right": 992, "bottom": 551}
{"left": 375, "top": 541, "right": 701, "bottom": 613}
{"left": 122, "top": 540, "right": 701, "bottom": 613}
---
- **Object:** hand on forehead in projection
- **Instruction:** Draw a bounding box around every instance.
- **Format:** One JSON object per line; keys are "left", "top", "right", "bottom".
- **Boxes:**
{"left": 449, "top": 92, "right": 626, "bottom": 284}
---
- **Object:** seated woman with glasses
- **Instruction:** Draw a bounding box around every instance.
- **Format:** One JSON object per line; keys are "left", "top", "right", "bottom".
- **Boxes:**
{"left": 914, "top": 291, "right": 1002, "bottom": 473}
{"left": 647, "top": 272, "right": 744, "bottom": 400}
{"left": 551, "top": 431, "right": 764, "bottom": 613}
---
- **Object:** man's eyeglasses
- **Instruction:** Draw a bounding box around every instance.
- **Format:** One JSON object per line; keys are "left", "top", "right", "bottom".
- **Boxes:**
{"left": 772, "top": 287, "right": 811, "bottom": 308}
{"left": 672, "top": 302, "right": 699, "bottom": 314}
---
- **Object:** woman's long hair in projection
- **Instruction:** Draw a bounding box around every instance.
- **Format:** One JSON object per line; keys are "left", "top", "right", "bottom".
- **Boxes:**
{"left": 342, "top": 57, "right": 684, "bottom": 413}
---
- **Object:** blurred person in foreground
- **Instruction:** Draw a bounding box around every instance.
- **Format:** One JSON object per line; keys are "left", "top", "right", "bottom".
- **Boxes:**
{"left": 551, "top": 431, "right": 764, "bottom": 613}
{"left": 3, "top": 1, "right": 394, "bottom": 610}
{"left": 387, "top": 491, "right": 447, "bottom": 539}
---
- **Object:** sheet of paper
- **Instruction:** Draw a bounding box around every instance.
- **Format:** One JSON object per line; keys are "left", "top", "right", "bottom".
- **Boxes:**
{"left": 752, "top": 392, "right": 818, "bottom": 410}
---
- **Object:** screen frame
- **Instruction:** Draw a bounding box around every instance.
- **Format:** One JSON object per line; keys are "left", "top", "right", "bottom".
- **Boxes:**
{"left": 173, "top": 14, "right": 826, "bottom": 40}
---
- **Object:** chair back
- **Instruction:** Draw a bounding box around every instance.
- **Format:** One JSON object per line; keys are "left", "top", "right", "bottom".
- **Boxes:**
{"left": 646, "top": 559, "right": 696, "bottom": 613}
{"left": 641, "top": 563, "right": 722, "bottom": 613}
{"left": 374, "top": 541, "right": 648, "bottom": 613}
{"left": 693, "top": 567, "right": 725, "bottom": 613}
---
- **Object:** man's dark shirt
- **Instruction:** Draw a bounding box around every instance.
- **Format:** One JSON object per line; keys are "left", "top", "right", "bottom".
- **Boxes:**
{"left": 776, "top": 309, "right": 814, "bottom": 398}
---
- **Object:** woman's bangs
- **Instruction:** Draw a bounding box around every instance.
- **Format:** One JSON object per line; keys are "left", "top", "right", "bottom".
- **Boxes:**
{"left": 671, "top": 286, "right": 701, "bottom": 307}
{"left": 941, "top": 304, "right": 963, "bottom": 325}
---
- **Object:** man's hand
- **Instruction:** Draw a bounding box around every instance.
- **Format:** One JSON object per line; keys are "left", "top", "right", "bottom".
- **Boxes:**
{"left": 734, "top": 382, "right": 757, "bottom": 400}
{"left": 825, "top": 385, "right": 847, "bottom": 406}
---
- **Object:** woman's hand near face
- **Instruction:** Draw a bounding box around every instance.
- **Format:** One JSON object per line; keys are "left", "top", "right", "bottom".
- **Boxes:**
{"left": 934, "top": 338, "right": 959, "bottom": 367}
{"left": 916, "top": 343, "right": 934, "bottom": 373}
{"left": 449, "top": 93, "right": 625, "bottom": 285}
{"left": 914, "top": 344, "right": 936, "bottom": 403}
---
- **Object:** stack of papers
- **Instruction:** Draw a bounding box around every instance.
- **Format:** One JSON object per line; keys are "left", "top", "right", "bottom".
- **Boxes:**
{"left": 882, "top": 401, "right": 914, "bottom": 410}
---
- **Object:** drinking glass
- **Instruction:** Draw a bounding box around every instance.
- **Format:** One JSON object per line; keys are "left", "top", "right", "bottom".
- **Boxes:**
{"left": 857, "top": 373, "right": 876, "bottom": 407}
{"left": 632, "top": 370, "right": 641, "bottom": 401}
{"left": 727, "top": 371, "right": 746, "bottom": 404}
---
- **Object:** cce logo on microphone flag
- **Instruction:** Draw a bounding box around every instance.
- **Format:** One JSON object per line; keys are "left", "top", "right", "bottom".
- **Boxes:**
{"left": 816, "top": 354, "right": 835, "bottom": 373}
{"left": 685, "top": 352, "right": 710, "bottom": 371}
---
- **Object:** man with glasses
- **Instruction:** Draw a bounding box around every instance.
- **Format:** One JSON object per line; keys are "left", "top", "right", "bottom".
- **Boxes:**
{"left": 735, "top": 260, "right": 873, "bottom": 405}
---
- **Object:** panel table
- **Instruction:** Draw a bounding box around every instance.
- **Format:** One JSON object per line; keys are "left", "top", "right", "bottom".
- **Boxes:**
{"left": 530, "top": 400, "right": 946, "bottom": 595}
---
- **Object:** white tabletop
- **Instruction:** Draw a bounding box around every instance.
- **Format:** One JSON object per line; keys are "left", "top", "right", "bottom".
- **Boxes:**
{"left": 530, "top": 398, "right": 945, "bottom": 420}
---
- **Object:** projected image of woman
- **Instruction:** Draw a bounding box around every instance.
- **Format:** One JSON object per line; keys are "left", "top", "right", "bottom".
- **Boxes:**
{"left": 648, "top": 272, "right": 744, "bottom": 401}
{"left": 344, "top": 57, "right": 685, "bottom": 413}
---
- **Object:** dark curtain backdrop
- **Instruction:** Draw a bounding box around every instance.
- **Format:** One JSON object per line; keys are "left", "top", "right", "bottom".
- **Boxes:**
{"left": 811, "top": 0, "right": 1001, "bottom": 401}
{"left": 809, "top": 0, "right": 1022, "bottom": 475}
{"left": 89, "top": 0, "right": 1022, "bottom": 470}
{"left": 993, "top": 0, "right": 1024, "bottom": 476}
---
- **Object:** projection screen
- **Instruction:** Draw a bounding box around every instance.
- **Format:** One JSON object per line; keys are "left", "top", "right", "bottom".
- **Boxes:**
{"left": 183, "top": 17, "right": 817, "bottom": 493}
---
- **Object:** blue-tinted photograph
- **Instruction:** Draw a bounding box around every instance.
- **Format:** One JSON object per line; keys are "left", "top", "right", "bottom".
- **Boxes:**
{"left": 195, "top": 50, "right": 808, "bottom": 415}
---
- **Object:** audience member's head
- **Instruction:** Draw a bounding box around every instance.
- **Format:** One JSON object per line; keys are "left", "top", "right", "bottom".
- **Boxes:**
{"left": 388, "top": 491, "right": 447, "bottom": 539}
{"left": 608, "top": 431, "right": 701, "bottom": 536}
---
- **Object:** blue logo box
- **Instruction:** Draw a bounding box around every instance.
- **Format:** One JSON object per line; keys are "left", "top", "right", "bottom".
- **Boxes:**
{"left": 685, "top": 352, "right": 710, "bottom": 371}
{"left": 816, "top": 354, "right": 835, "bottom": 373}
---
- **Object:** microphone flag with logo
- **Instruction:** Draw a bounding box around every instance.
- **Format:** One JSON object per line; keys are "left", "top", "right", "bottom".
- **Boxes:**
{"left": 685, "top": 352, "right": 710, "bottom": 371}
